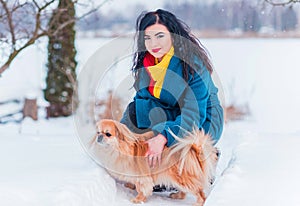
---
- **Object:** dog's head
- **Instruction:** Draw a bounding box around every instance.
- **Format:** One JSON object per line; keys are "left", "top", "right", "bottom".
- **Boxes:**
{"left": 94, "top": 119, "right": 129, "bottom": 147}
{"left": 92, "top": 119, "right": 153, "bottom": 157}
{"left": 96, "top": 119, "right": 116, "bottom": 144}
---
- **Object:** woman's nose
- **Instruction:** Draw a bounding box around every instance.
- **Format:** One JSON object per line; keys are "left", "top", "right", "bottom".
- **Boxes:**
{"left": 149, "top": 38, "right": 158, "bottom": 47}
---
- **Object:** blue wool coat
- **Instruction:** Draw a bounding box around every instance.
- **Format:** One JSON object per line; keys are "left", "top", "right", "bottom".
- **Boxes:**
{"left": 121, "top": 56, "right": 224, "bottom": 147}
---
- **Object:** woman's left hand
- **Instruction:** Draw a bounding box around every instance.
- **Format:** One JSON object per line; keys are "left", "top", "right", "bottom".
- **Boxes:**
{"left": 145, "top": 134, "right": 167, "bottom": 168}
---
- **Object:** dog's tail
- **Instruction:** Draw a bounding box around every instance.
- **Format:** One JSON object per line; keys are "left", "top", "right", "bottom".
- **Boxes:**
{"left": 167, "top": 126, "right": 218, "bottom": 188}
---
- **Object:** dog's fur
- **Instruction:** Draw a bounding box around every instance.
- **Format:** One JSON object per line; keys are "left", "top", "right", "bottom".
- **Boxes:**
{"left": 89, "top": 119, "right": 218, "bottom": 206}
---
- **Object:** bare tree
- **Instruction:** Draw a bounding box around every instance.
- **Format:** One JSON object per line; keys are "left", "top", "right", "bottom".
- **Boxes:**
{"left": 264, "top": 0, "right": 300, "bottom": 6}
{"left": 0, "top": 0, "right": 108, "bottom": 76}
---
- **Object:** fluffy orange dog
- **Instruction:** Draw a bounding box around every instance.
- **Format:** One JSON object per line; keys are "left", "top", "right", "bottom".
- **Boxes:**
{"left": 89, "top": 119, "right": 218, "bottom": 206}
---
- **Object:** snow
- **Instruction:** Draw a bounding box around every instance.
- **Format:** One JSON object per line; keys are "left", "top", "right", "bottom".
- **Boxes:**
{"left": 1, "top": 38, "right": 300, "bottom": 206}
{"left": 0, "top": 117, "right": 117, "bottom": 206}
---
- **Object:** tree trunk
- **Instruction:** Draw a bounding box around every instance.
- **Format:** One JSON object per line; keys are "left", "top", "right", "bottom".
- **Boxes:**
{"left": 44, "top": 0, "right": 77, "bottom": 117}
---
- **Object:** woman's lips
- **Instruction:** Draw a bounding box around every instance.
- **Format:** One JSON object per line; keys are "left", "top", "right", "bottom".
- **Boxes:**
{"left": 152, "top": 48, "right": 161, "bottom": 53}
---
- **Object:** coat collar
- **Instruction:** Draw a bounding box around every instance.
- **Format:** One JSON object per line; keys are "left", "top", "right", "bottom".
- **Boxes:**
{"left": 135, "top": 56, "right": 188, "bottom": 106}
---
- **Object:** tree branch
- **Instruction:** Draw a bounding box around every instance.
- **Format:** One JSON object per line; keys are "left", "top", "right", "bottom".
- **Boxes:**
{"left": 50, "top": 0, "right": 110, "bottom": 37}
{"left": 77, "top": 0, "right": 110, "bottom": 20}
{"left": 0, "top": 0, "right": 16, "bottom": 47}
{"left": 264, "top": 0, "right": 300, "bottom": 6}
{"left": 0, "top": 0, "right": 26, "bottom": 19}
{"left": 0, "top": 0, "right": 108, "bottom": 76}
{"left": 0, "top": 30, "right": 46, "bottom": 74}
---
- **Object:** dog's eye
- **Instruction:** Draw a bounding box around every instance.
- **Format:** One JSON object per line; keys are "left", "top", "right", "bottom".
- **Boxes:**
{"left": 97, "top": 131, "right": 100, "bottom": 134}
{"left": 105, "top": 132, "right": 112, "bottom": 137}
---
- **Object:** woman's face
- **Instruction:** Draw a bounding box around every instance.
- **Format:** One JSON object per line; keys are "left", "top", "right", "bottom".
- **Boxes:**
{"left": 144, "top": 23, "right": 173, "bottom": 61}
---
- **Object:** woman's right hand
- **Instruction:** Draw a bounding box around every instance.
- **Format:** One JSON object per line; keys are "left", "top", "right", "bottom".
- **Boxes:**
{"left": 145, "top": 134, "right": 167, "bottom": 168}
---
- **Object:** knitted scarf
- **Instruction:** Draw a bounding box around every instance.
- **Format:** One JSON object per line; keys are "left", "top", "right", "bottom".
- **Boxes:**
{"left": 143, "top": 46, "right": 174, "bottom": 99}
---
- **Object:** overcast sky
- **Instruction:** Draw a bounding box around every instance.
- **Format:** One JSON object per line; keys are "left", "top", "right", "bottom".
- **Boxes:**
{"left": 95, "top": 0, "right": 206, "bottom": 15}
{"left": 95, "top": 0, "right": 160, "bottom": 15}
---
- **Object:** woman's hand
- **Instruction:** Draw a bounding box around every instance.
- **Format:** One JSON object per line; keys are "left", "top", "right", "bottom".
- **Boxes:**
{"left": 145, "top": 134, "right": 167, "bottom": 168}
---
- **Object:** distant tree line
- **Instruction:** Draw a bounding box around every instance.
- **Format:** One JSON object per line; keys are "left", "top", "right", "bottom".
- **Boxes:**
{"left": 78, "top": 1, "right": 299, "bottom": 33}
{"left": 165, "top": 1, "right": 298, "bottom": 32}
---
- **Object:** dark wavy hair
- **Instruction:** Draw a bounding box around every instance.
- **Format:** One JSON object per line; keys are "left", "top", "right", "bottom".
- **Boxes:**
{"left": 132, "top": 9, "right": 213, "bottom": 80}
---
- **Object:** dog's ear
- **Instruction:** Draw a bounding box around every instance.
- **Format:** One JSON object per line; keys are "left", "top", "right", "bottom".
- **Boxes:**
{"left": 113, "top": 123, "right": 125, "bottom": 141}
{"left": 113, "top": 120, "right": 135, "bottom": 141}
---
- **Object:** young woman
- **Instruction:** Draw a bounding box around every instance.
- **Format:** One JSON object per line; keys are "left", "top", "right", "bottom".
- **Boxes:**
{"left": 121, "top": 9, "right": 224, "bottom": 169}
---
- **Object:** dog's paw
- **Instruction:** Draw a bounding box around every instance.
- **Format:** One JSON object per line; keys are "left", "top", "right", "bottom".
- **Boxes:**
{"left": 169, "top": 191, "right": 186, "bottom": 199}
{"left": 124, "top": 182, "right": 136, "bottom": 190}
{"left": 131, "top": 196, "right": 146, "bottom": 204}
{"left": 193, "top": 203, "right": 204, "bottom": 206}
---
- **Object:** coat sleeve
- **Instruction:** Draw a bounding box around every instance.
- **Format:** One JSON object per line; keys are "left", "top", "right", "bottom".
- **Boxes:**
{"left": 120, "top": 101, "right": 136, "bottom": 130}
{"left": 152, "top": 67, "right": 210, "bottom": 147}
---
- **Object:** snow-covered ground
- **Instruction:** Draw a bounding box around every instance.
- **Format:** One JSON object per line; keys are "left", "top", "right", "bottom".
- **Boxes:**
{"left": 1, "top": 38, "right": 300, "bottom": 206}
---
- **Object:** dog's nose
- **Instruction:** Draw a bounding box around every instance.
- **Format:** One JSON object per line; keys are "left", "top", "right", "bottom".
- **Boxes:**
{"left": 97, "top": 134, "right": 104, "bottom": 143}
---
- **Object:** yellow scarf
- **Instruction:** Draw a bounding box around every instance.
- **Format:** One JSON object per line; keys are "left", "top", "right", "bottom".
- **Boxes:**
{"left": 146, "top": 46, "right": 174, "bottom": 98}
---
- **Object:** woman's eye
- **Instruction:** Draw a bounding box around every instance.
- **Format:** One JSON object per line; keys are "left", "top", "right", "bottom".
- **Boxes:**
{"left": 105, "top": 132, "right": 112, "bottom": 137}
{"left": 144, "top": 36, "right": 150, "bottom": 40}
{"left": 157, "top": 34, "right": 164, "bottom": 39}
